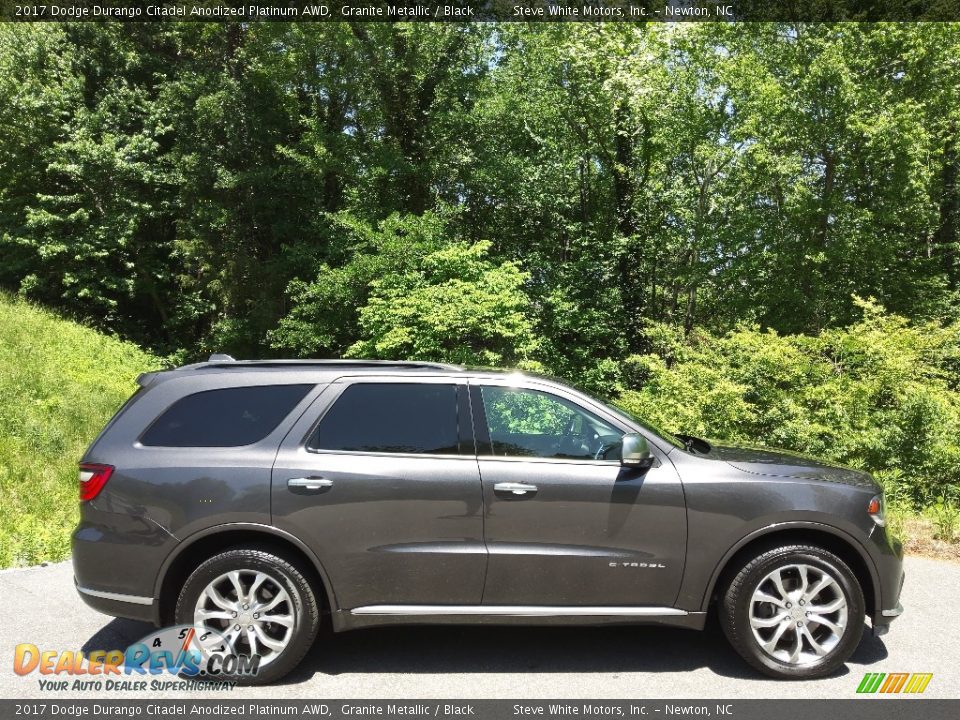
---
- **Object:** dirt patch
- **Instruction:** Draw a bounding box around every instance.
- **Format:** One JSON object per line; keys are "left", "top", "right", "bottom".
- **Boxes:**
{"left": 901, "top": 515, "right": 960, "bottom": 562}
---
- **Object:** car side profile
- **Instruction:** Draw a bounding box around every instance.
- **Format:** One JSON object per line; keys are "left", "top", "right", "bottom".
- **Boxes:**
{"left": 73, "top": 357, "right": 904, "bottom": 683}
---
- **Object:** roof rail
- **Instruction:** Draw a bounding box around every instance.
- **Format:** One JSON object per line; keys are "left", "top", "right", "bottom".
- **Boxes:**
{"left": 197, "top": 359, "right": 464, "bottom": 372}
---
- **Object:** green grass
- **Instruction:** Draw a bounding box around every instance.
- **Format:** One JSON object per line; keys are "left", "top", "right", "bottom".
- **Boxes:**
{"left": 0, "top": 293, "right": 160, "bottom": 567}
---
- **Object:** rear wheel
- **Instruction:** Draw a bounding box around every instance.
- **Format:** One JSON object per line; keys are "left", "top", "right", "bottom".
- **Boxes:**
{"left": 719, "top": 544, "right": 864, "bottom": 679}
{"left": 175, "top": 548, "right": 320, "bottom": 685}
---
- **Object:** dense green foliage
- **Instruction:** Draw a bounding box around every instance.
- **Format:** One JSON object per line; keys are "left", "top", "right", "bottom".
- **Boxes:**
{"left": 3, "top": 23, "right": 959, "bottom": 365}
{"left": 1, "top": 23, "right": 960, "bottom": 536}
{"left": 615, "top": 300, "right": 960, "bottom": 509}
{"left": 0, "top": 293, "right": 159, "bottom": 566}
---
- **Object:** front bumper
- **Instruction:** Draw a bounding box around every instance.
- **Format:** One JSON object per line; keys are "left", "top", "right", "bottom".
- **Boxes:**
{"left": 872, "top": 567, "right": 905, "bottom": 636}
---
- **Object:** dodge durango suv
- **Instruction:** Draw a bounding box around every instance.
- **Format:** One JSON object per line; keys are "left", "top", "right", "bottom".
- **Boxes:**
{"left": 73, "top": 357, "right": 904, "bottom": 683}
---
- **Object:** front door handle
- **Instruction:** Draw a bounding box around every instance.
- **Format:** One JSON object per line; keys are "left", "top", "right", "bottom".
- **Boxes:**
{"left": 494, "top": 481, "right": 538, "bottom": 496}
{"left": 287, "top": 477, "right": 333, "bottom": 492}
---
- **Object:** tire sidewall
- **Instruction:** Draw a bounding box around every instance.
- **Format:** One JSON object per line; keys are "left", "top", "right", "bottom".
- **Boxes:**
{"left": 174, "top": 549, "right": 319, "bottom": 685}
{"left": 727, "top": 547, "right": 865, "bottom": 679}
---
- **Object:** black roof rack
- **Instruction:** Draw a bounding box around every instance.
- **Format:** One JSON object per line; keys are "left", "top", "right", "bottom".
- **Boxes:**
{"left": 198, "top": 358, "right": 464, "bottom": 372}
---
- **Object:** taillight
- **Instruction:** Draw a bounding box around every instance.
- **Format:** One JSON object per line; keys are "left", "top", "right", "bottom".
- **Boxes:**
{"left": 867, "top": 493, "right": 886, "bottom": 527}
{"left": 79, "top": 463, "right": 114, "bottom": 502}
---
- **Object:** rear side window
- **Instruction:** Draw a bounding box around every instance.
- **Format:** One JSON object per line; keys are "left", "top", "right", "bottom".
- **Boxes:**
{"left": 310, "top": 383, "right": 458, "bottom": 455}
{"left": 141, "top": 384, "right": 313, "bottom": 447}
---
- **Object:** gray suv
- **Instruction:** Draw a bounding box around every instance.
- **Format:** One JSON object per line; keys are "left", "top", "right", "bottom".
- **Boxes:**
{"left": 73, "top": 358, "right": 904, "bottom": 683}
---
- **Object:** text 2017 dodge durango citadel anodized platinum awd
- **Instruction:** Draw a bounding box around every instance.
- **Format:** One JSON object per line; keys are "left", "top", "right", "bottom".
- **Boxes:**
{"left": 73, "top": 357, "right": 904, "bottom": 684}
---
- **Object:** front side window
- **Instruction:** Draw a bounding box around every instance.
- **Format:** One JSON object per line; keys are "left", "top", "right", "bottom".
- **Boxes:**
{"left": 479, "top": 386, "right": 623, "bottom": 461}
{"left": 141, "top": 384, "right": 313, "bottom": 447}
{"left": 310, "top": 383, "right": 459, "bottom": 455}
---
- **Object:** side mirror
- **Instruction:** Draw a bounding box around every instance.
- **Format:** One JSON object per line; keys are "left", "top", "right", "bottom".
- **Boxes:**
{"left": 621, "top": 433, "right": 655, "bottom": 469}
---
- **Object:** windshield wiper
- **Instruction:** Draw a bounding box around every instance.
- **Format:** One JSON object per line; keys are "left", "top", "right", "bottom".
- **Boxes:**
{"left": 676, "top": 433, "right": 711, "bottom": 454}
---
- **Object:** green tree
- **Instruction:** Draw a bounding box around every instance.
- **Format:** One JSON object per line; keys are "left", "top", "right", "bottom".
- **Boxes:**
{"left": 347, "top": 240, "right": 536, "bottom": 366}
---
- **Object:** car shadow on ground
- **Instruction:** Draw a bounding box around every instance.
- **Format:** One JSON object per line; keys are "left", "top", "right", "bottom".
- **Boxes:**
{"left": 81, "top": 617, "right": 888, "bottom": 685}
{"left": 81, "top": 618, "right": 154, "bottom": 655}
{"left": 280, "top": 618, "right": 890, "bottom": 684}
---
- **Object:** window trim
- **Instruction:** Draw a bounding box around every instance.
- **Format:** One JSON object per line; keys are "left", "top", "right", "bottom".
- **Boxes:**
{"left": 302, "top": 377, "right": 470, "bottom": 459}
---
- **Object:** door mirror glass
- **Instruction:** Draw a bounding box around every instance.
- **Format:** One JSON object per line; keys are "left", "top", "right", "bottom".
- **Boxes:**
{"left": 621, "top": 433, "right": 655, "bottom": 468}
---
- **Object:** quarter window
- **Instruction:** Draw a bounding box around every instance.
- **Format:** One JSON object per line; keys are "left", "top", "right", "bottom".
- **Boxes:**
{"left": 310, "top": 383, "right": 459, "bottom": 455}
{"left": 479, "top": 386, "right": 622, "bottom": 461}
{"left": 141, "top": 384, "right": 313, "bottom": 447}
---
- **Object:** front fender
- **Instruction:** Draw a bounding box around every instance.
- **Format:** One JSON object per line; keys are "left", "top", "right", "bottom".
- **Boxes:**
{"left": 692, "top": 520, "right": 881, "bottom": 616}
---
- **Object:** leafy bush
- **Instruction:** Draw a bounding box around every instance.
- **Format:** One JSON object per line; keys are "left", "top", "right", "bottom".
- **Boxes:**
{"left": 273, "top": 212, "right": 538, "bottom": 367}
{"left": 615, "top": 299, "right": 960, "bottom": 509}
{"left": 932, "top": 498, "right": 960, "bottom": 542}
{"left": 0, "top": 293, "right": 159, "bottom": 566}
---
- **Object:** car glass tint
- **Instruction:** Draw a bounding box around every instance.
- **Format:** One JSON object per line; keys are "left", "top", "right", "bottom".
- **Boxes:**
{"left": 141, "top": 384, "right": 313, "bottom": 447}
{"left": 310, "top": 383, "right": 458, "bottom": 454}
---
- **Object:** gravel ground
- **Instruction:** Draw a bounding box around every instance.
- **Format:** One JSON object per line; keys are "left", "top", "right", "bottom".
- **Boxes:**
{"left": 0, "top": 556, "right": 955, "bottom": 699}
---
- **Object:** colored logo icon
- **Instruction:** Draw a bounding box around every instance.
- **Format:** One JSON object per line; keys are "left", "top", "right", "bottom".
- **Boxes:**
{"left": 857, "top": 672, "right": 933, "bottom": 694}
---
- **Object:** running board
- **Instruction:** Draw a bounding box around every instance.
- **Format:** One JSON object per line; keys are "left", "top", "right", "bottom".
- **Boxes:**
{"left": 350, "top": 605, "right": 688, "bottom": 617}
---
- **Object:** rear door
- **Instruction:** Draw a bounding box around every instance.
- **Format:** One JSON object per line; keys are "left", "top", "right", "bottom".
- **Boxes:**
{"left": 271, "top": 377, "right": 485, "bottom": 610}
{"left": 473, "top": 378, "right": 687, "bottom": 607}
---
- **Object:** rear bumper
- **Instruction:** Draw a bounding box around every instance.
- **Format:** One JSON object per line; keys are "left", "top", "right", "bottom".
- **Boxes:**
{"left": 71, "top": 512, "right": 174, "bottom": 626}
{"left": 75, "top": 580, "right": 158, "bottom": 624}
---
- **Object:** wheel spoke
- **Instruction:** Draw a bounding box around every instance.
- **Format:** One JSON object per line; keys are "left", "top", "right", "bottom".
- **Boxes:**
{"left": 227, "top": 571, "right": 246, "bottom": 603}
{"left": 797, "top": 565, "right": 810, "bottom": 596}
{"left": 803, "top": 575, "right": 834, "bottom": 602}
{"left": 223, "top": 628, "right": 242, "bottom": 652}
{"left": 801, "top": 626, "right": 828, "bottom": 656}
{"left": 807, "top": 598, "right": 845, "bottom": 614}
{"left": 258, "top": 593, "right": 286, "bottom": 613}
{"left": 252, "top": 625, "right": 286, "bottom": 652}
{"left": 196, "top": 608, "right": 233, "bottom": 621}
{"left": 770, "top": 569, "right": 789, "bottom": 601}
{"left": 762, "top": 619, "right": 792, "bottom": 653}
{"left": 261, "top": 612, "right": 294, "bottom": 628}
{"left": 248, "top": 572, "right": 268, "bottom": 602}
{"left": 788, "top": 626, "right": 803, "bottom": 663}
{"left": 245, "top": 627, "right": 258, "bottom": 656}
{"left": 807, "top": 613, "right": 842, "bottom": 634}
{"left": 751, "top": 612, "right": 788, "bottom": 628}
{"left": 753, "top": 591, "right": 786, "bottom": 608}
{"left": 203, "top": 585, "right": 236, "bottom": 612}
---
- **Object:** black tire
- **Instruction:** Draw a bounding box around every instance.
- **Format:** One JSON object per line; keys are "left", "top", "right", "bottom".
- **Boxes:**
{"left": 719, "top": 544, "right": 865, "bottom": 679}
{"left": 175, "top": 548, "right": 320, "bottom": 685}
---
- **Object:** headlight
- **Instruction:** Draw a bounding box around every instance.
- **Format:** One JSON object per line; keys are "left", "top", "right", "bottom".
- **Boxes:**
{"left": 867, "top": 494, "right": 886, "bottom": 527}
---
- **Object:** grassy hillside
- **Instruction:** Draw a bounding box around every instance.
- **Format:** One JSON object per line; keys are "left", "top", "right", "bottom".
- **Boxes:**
{"left": 0, "top": 293, "right": 159, "bottom": 567}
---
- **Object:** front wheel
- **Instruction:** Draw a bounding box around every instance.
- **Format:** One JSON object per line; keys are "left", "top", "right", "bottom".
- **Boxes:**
{"left": 719, "top": 544, "right": 865, "bottom": 679}
{"left": 175, "top": 548, "right": 320, "bottom": 685}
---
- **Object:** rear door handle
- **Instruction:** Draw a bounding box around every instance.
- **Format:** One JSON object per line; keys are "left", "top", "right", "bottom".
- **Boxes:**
{"left": 494, "top": 482, "right": 538, "bottom": 496}
{"left": 287, "top": 477, "right": 333, "bottom": 492}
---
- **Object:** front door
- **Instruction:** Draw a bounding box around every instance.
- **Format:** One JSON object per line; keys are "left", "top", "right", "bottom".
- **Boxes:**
{"left": 271, "top": 378, "right": 485, "bottom": 610}
{"left": 473, "top": 380, "right": 687, "bottom": 607}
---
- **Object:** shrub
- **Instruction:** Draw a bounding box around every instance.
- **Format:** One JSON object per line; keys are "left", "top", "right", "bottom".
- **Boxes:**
{"left": 615, "top": 299, "right": 960, "bottom": 509}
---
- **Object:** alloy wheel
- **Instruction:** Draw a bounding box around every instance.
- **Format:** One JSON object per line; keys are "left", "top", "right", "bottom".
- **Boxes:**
{"left": 749, "top": 563, "right": 848, "bottom": 665}
{"left": 193, "top": 569, "right": 295, "bottom": 667}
